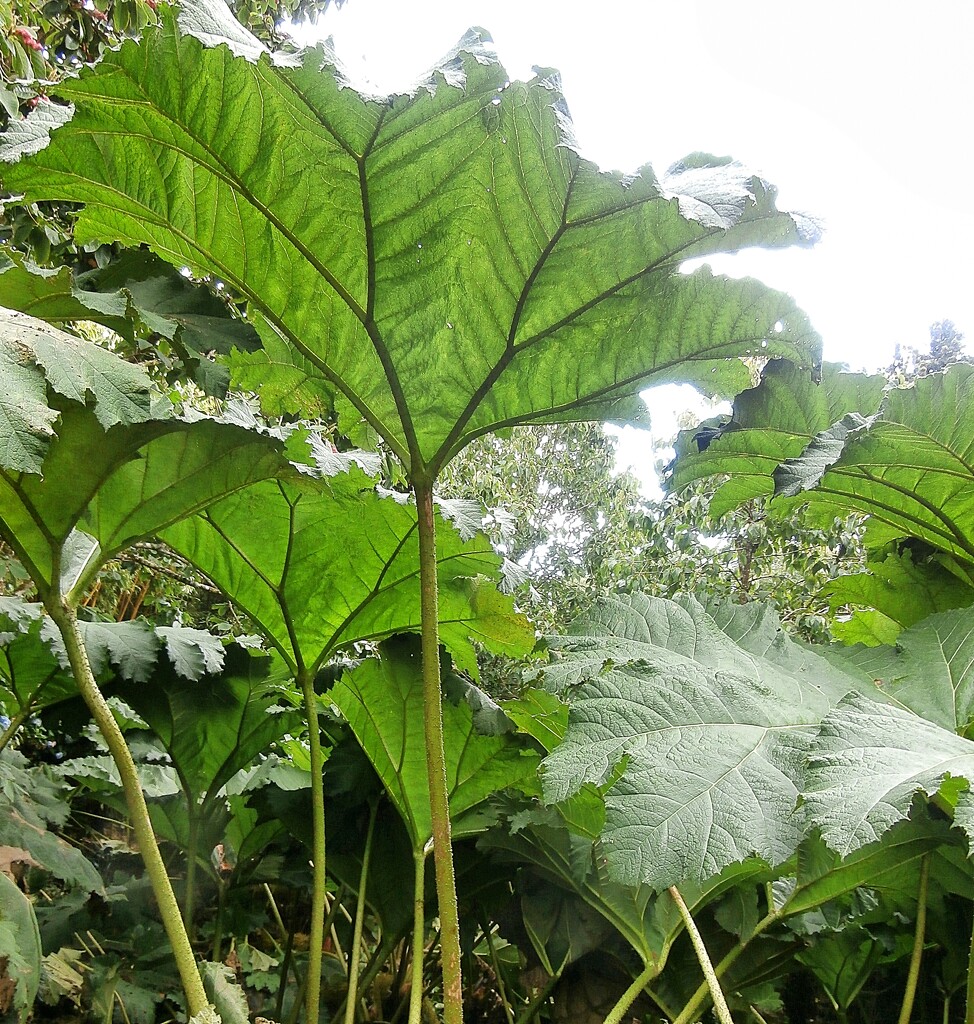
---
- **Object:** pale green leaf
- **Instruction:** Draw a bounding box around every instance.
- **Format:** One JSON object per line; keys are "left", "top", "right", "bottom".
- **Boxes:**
{"left": 156, "top": 625, "right": 225, "bottom": 681}
{"left": 0, "top": 751, "right": 103, "bottom": 892}
{"left": 538, "top": 594, "right": 865, "bottom": 887}
{"left": 805, "top": 691, "right": 974, "bottom": 856}
{"left": 0, "top": 309, "right": 151, "bottom": 474}
{"left": 0, "top": 873, "right": 41, "bottom": 1024}
{"left": 820, "top": 606, "right": 974, "bottom": 736}
{"left": 200, "top": 962, "right": 249, "bottom": 1024}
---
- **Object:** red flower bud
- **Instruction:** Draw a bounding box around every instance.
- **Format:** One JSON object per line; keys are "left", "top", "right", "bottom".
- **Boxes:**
{"left": 12, "top": 26, "right": 43, "bottom": 51}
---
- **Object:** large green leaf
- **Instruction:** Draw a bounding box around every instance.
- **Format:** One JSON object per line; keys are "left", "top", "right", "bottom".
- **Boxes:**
{"left": 0, "top": 316, "right": 294, "bottom": 598}
{"left": 0, "top": 248, "right": 261, "bottom": 395}
{"left": 0, "top": 249, "right": 130, "bottom": 334}
{"left": 540, "top": 594, "right": 974, "bottom": 884}
{"left": 537, "top": 594, "right": 877, "bottom": 888}
{"left": 0, "top": 872, "right": 41, "bottom": 1024}
{"left": 780, "top": 816, "right": 961, "bottom": 922}
{"left": 481, "top": 802, "right": 761, "bottom": 973}
{"left": 0, "top": 749, "right": 103, "bottom": 892}
{"left": 825, "top": 549, "right": 974, "bottom": 646}
{"left": 804, "top": 691, "right": 974, "bottom": 856}
{"left": 0, "top": 596, "right": 232, "bottom": 721}
{"left": 330, "top": 638, "right": 539, "bottom": 850}
{"left": 159, "top": 470, "right": 534, "bottom": 675}
{"left": 770, "top": 365, "right": 974, "bottom": 574}
{"left": 0, "top": 600, "right": 76, "bottom": 715}
{"left": 0, "top": 307, "right": 151, "bottom": 474}
{"left": 0, "top": 2, "right": 821, "bottom": 473}
{"left": 671, "top": 362, "right": 974, "bottom": 639}
{"left": 820, "top": 606, "right": 974, "bottom": 735}
{"left": 669, "top": 360, "right": 886, "bottom": 517}
{"left": 0, "top": 245, "right": 262, "bottom": 393}
{"left": 694, "top": 595, "right": 876, "bottom": 695}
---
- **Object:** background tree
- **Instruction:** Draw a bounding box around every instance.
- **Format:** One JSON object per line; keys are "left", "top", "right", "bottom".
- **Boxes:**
{"left": 440, "top": 423, "right": 646, "bottom": 634}
{"left": 442, "top": 418, "right": 865, "bottom": 650}
{"left": 885, "top": 318, "right": 966, "bottom": 384}
{"left": 2, "top": 0, "right": 342, "bottom": 117}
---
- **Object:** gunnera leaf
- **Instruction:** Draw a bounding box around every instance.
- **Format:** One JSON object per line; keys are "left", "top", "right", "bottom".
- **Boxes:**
{"left": 0, "top": 2, "right": 823, "bottom": 474}
{"left": 537, "top": 593, "right": 868, "bottom": 888}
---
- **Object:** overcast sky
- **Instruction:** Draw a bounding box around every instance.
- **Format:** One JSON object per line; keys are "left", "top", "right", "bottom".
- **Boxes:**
{"left": 294, "top": 1, "right": 974, "bottom": 486}
{"left": 298, "top": 0, "right": 973, "bottom": 374}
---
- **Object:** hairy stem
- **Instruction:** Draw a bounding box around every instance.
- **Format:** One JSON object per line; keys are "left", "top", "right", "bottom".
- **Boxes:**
{"left": 601, "top": 962, "right": 658, "bottom": 1024}
{"left": 344, "top": 800, "right": 379, "bottom": 1024}
{"left": 413, "top": 477, "right": 462, "bottom": 1024}
{"left": 669, "top": 885, "right": 733, "bottom": 1024}
{"left": 48, "top": 601, "right": 209, "bottom": 1017}
{"left": 672, "top": 907, "right": 780, "bottom": 1024}
{"left": 898, "top": 852, "right": 930, "bottom": 1024}
{"left": 299, "top": 666, "right": 328, "bottom": 1024}
{"left": 408, "top": 847, "right": 427, "bottom": 1024}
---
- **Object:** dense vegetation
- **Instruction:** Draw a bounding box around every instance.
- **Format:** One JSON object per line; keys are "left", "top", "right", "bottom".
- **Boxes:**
{"left": 1, "top": 4, "right": 973, "bottom": 1024}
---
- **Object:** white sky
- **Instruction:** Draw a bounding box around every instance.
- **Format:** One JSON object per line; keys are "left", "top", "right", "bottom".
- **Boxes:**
{"left": 295, "top": 0, "right": 974, "bottom": 488}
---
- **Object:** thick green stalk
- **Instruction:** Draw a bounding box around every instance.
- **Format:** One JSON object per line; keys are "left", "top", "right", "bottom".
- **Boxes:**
{"left": 601, "top": 962, "right": 658, "bottom": 1024}
{"left": 408, "top": 847, "right": 428, "bottom": 1024}
{"left": 48, "top": 601, "right": 209, "bottom": 1018}
{"left": 413, "top": 477, "right": 463, "bottom": 1024}
{"left": 299, "top": 666, "right": 328, "bottom": 1024}
{"left": 344, "top": 800, "right": 378, "bottom": 1024}
{"left": 669, "top": 886, "right": 733, "bottom": 1024}
{"left": 898, "top": 852, "right": 930, "bottom": 1024}
{"left": 672, "top": 907, "right": 780, "bottom": 1024}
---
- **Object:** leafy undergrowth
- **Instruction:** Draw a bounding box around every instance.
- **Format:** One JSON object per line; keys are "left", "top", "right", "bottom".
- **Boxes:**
{"left": 0, "top": 0, "right": 972, "bottom": 1020}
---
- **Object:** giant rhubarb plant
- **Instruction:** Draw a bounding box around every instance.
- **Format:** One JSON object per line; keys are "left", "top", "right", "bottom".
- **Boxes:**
{"left": 0, "top": 2, "right": 824, "bottom": 1016}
